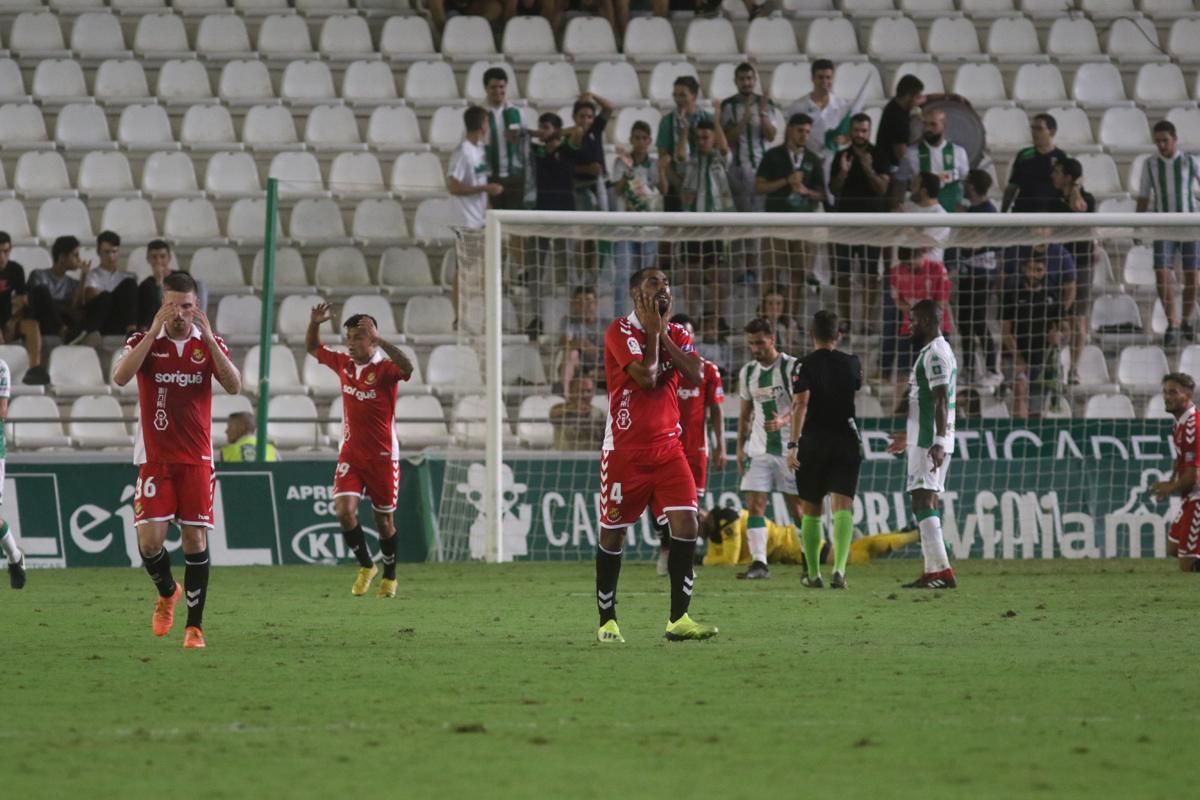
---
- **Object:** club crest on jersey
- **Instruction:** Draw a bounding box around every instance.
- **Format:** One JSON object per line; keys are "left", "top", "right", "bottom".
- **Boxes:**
{"left": 365, "top": 371, "right": 377, "bottom": 385}
{"left": 190, "top": 347, "right": 206, "bottom": 364}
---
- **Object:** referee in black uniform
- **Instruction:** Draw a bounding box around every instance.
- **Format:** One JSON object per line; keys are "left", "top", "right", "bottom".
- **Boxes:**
{"left": 786, "top": 310, "right": 864, "bottom": 589}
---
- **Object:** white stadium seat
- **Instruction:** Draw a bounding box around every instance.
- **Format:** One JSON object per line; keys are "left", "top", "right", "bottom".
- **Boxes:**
{"left": 218, "top": 60, "right": 276, "bottom": 105}
{"left": 517, "top": 394, "right": 562, "bottom": 448}
{"left": 315, "top": 248, "right": 373, "bottom": 295}
{"left": 70, "top": 12, "right": 128, "bottom": 57}
{"left": 588, "top": 62, "right": 643, "bottom": 106}
{"left": 14, "top": 151, "right": 73, "bottom": 199}
{"left": 1106, "top": 17, "right": 1167, "bottom": 63}
{"left": 163, "top": 197, "right": 222, "bottom": 242}
{"left": 428, "top": 105, "right": 466, "bottom": 151}
{"left": 50, "top": 345, "right": 109, "bottom": 397}
{"left": 351, "top": 198, "right": 409, "bottom": 245}
{"left": 0, "top": 199, "right": 33, "bottom": 242}
{"left": 1073, "top": 62, "right": 1129, "bottom": 108}
{"left": 243, "top": 344, "right": 305, "bottom": 396}
{"left": 622, "top": 17, "right": 680, "bottom": 63}
{"left": 986, "top": 17, "right": 1042, "bottom": 60}
{"left": 1144, "top": 394, "right": 1171, "bottom": 419}
{"left": 0, "top": 345, "right": 33, "bottom": 389}
{"left": 0, "top": 60, "right": 28, "bottom": 103}
{"left": 501, "top": 15, "right": 557, "bottom": 62}
{"left": 277, "top": 294, "right": 329, "bottom": 344}
{"left": 1048, "top": 18, "right": 1103, "bottom": 61}
{"left": 1090, "top": 293, "right": 1143, "bottom": 331}
{"left": 319, "top": 14, "right": 374, "bottom": 60}
{"left": 1013, "top": 64, "right": 1069, "bottom": 107}
{"left": 181, "top": 104, "right": 238, "bottom": 150}
{"left": 395, "top": 395, "right": 449, "bottom": 448}
{"left": 1076, "top": 153, "right": 1124, "bottom": 196}
{"left": 1063, "top": 344, "right": 1118, "bottom": 394}
{"left": 244, "top": 105, "right": 302, "bottom": 151}
{"left": 982, "top": 107, "right": 1030, "bottom": 154}
{"left": 118, "top": 104, "right": 176, "bottom": 151}
{"left": 280, "top": 60, "right": 338, "bottom": 105}
{"left": 1166, "top": 107, "right": 1200, "bottom": 146}
{"left": 768, "top": 62, "right": 812, "bottom": 106}
{"left": 305, "top": 104, "right": 365, "bottom": 150}
{"left": 452, "top": 395, "right": 509, "bottom": 445}
{"left": 252, "top": 248, "right": 308, "bottom": 294}
{"left": 1048, "top": 106, "right": 1100, "bottom": 152}
{"left": 1134, "top": 63, "right": 1189, "bottom": 109}
{"left": 95, "top": 59, "right": 151, "bottom": 104}
{"left": 142, "top": 151, "right": 202, "bottom": 198}
{"left": 257, "top": 13, "right": 314, "bottom": 57}
{"left": 426, "top": 345, "right": 484, "bottom": 391}
{"left": 267, "top": 395, "right": 323, "bottom": 449}
{"left": 215, "top": 294, "right": 264, "bottom": 345}
{"left": 441, "top": 16, "right": 497, "bottom": 61}
{"left": 289, "top": 198, "right": 350, "bottom": 245}
{"left": 952, "top": 63, "right": 1008, "bottom": 108}
{"left": 0, "top": 103, "right": 51, "bottom": 150}
{"left": 77, "top": 151, "right": 137, "bottom": 198}
{"left": 226, "top": 198, "right": 278, "bottom": 244}
{"left": 38, "top": 196, "right": 93, "bottom": 240}
{"left": 403, "top": 294, "right": 457, "bottom": 341}
{"left": 189, "top": 247, "right": 246, "bottom": 291}
{"left": 379, "top": 15, "right": 438, "bottom": 61}
{"left": 133, "top": 13, "right": 191, "bottom": 58}
{"left": 412, "top": 198, "right": 457, "bottom": 243}
{"left": 867, "top": 17, "right": 925, "bottom": 62}
{"left": 503, "top": 344, "right": 547, "bottom": 386}
{"left": 195, "top": 14, "right": 253, "bottom": 59}
{"left": 403, "top": 61, "right": 460, "bottom": 106}
{"left": 833, "top": 62, "right": 885, "bottom": 105}
{"left": 8, "top": 395, "right": 71, "bottom": 449}
{"left": 1085, "top": 393, "right": 1136, "bottom": 419}
{"left": 157, "top": 59, "right": 214, "bottom": 103}
{"left": 804, "top": 17, "right": 861, "bottom": 60}
{"left": 367, "top": 106, "right": 426, "bottom": 153}
{"left": 928, "top": 17, "right": 983, "bottom": 60}
{"left": 32, "top": 59, "right": 89, "bottom": 103}
{"left": 890, "top": 63, "right": 943, "bottom": 95}
{"left": 563, "top": 17, "right": 619, "bottom": 62}
{"left": 329, "top": 153, "right": 387, "bottom": 197}
{"left": 340, "top": 294, "right": 396, "bottom": 332}
{"left": 11, "top": 12, "right": 68, "bottom": 58}
{"left": 342, "top": 61, "right": 399, "bottom": 105}
{"left": 526, "top": 61, "right": 581, "bottom": 106}
{"left": 1118, "top": 346, "right": 1170, "bottom": 393}
{"left": 205, "top": 151, "right": 263, "bottom": 199}
{"left": 303, "top": 346, "right": 347, "bottom": 399}
{"left": 69, "top": 395, "right": 130, "bottom": 449}
{"left": 744, "top": 17, "right": 799, "bottom": 62}
{"left": 1099, "top": 107, "right": 1154, "bottom": 153}
{"left": 379, "top": 247, "right": 436, "bottom": 295}
{"left": 101, "top": 197, "right": 157, "bottom": 242}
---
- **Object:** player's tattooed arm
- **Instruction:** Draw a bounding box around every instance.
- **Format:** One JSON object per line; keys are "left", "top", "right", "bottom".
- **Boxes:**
{"left": 376, "top": 338, "right": 414, "bottom": 379}
{"left": 113, "top": 302, "right": 176, "bottom": 386}
{"left": 307, "top": 303, "right": 334, "bottom": 355}
{"left": 195, "top": 308, "right": 242, "bottom": 394}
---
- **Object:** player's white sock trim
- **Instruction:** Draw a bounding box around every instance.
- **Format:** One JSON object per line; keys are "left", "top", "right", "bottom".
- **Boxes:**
{"left": 746, "top": 525, "right": 768, "bottom": 565}
{"left": 0, "top": 530, "right": 21, "bottom": 562}
{"left": 918, "top": 515, "right": 951, "bottom": 573}
{"left": 598, "top": 543, "right": 623, "bottom": 556}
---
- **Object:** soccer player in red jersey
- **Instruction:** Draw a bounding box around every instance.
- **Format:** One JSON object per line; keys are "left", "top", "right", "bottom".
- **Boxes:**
{"left": 596, "top": 269, "right": 719, "bottom": 643}
{"left": 653, "top": 313, "right": 725, "bottom": 575}
{"left": 307, "top": 303, "right": 413, "bottom": 597}
{"left": 112, "top": 272, "right": 241, "bottom": 649}
{"left": 1153, "top": 372, "right": 1200, "bottom": 572}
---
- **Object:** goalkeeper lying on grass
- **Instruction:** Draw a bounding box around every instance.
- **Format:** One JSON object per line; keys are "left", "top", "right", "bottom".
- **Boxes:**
{"left": 699, "top": 507, "right": 918, "bottom": 569}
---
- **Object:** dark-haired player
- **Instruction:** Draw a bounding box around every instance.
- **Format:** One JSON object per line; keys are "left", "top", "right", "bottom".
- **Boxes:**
{"left": 1153, "top": 372, "right": 1200, "bottom": 572}
{"left": 596, "top": 268, "right": 717, "bottom": 643}
{"left": 307, "top": 304, "right": 413, "bottom": 597}
{"left": 113, "top": 271, "right": 242, "bottom": 649}
{"left": 787, "top": 310, "right": 863, "bottom": 589}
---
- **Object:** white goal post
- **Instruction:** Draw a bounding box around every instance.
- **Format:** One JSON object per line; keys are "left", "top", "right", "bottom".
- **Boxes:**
{"left": 456, "top": 210, "right": 1200, "bottom": 563}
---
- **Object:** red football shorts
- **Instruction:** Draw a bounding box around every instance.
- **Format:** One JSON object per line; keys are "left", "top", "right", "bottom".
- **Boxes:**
{"left": 599, "top": 442, "right": 698, "bottom": 529}
{"left": 333, "top": 460, "right": 401, "bottom": 513}
{"left": 686, "top": 449, "right": 709, "bottom": 495}
{"left": 1169, "top": 498, "right": 1200, "bottom": 558}
{"left": 133, "top": 462, "right": 216, "bottom": 529}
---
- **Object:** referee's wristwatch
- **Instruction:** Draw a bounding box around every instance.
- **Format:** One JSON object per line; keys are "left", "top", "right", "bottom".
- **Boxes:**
{"left": 786, "top": 441, "right": 799, "bottom": 450}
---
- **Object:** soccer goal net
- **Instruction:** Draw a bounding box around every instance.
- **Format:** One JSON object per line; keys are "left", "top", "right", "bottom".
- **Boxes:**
{"left": 434, "top": 211, "right": 1200, "bottom": 563}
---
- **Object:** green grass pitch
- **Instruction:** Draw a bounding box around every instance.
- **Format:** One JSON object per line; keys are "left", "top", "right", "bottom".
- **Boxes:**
{"left": 2, "top": 559, "right": 1192, "bottom": 800}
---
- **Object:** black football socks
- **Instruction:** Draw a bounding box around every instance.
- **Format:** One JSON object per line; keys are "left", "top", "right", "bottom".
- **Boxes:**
{"left": 184, "top": 547, "right": 210, "bottom": 629}
{"left": 379, "top": 534, "right": 397, "bottom": 580}
{"left": 142, "top": 547, "right": 176, "bottom": 598}
{"left": 342, "top": 524, "right": 374, "bottom": 569}
{"left": 667, "top": 536, "right": 697, "bottom": 622}
{"left": 596, "top": 544, "right": 622, "bottom": 624}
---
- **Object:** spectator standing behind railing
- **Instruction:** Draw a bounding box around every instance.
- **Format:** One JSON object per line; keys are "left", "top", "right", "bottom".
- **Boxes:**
{"left": 657, "top": 76, "right": 712, "bottom": 214}
{"left": 1002, "top": 252, "right": 1062, "bottom": 419}
{"left": 1049, "top": 157, "right": 1096, "bottom": 384}
{"left": 1002, "top": 112, "right": 1068, "bottom": 213}
{"left": 609, "top": 120, "right": 663, "bottom": 318}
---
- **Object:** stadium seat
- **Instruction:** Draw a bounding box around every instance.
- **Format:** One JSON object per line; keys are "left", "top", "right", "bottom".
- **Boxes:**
{"left": 622, "top": 17, "right": 681, "bottom": 63}
{"left": 142, "top": 151, "right": 201, "bottom": 198}
{"left": 403, "top": 61, "right": 461, "bottom": 107}
{"left": 243, "top": 344, "right": 305, "bottom": 396}
{"left": 1106, "top": 16, "right": 1168, "bottom": 63}
{"left": 257, "top": 13, "right": 314, "bottom": 58}
{"left": 37, "top": 196, "right": 92, "bottom": 240}
{"left": 1165, "top": 107, "right": 1200, "bottom": 147}
{"left": 780, "top": 0, "right": 837, "bottom": 14}
{"left": 215, "top": 294, "right": 265, "bottom": 345}
{"left": 563, "top": 16, "right": 620, "bottom": 62}
{"left": 0, "top": 199, "right": 33, "bottom": 243}
{"left": 0, "top": 60, "right": 28, "bottom": 104}
{"left": 189, "top": 247, "right": 246, "bottom": 292}
{"left": 1048, "top": 18, "right": 1104, "bottom": 62}
{"left": 351, "top": 198, "right": 409, "bottom": 246}
{"left": 281, "top": 60, "right": 338, "bottom": 106}
{"left": 1047, "top": 106, "right": 1100, "bottom": 152}
{"left": 163, "top": 197, "right": 222, "bottom": 243}
{"left": 244, "top": 105, "right": 303, "bottom": 151}
{"left": 766, "top": 62, "right": 812, "bottom": 107}
{"left": 1012, "top": 64, "right": 1069, "bottom": 107}
{"left": 70, "top": 12, "right": 129, "bottom": 58}
{"left": 367, "top": 106, "right": 426, "bottom": 153}
{"left": 342, "top": 60, "right": 399, "bottom": 106}
{"left": 1090, "top": 293, "right": 1143, "bottom": 332}
{"left": 252, "top": 247, "right": 309, "bottom": 295}
{"left": 502, "top": 343, "right": 547, "bottom": 387}
{"left": 302, "top": 345, "right": 347, "bottom": 398}
{"left": 526, "top": 61, "right": 582, "bottom": 106}
{"left": 648, "top": 62, "right": 700, "bottom": 105}
{"left": 304, "top": 104, "right": 364, "bottom": 151}
{"left": 277, "top": 294, "right": 329, "bottom": 344}
{"left": 195, "top": 14, "right": 253, "bottom": 59}
{"left": 952, "top": 63, "right": 1008, "bottom": 109}
{"left": 1075, "top": 153, "right": 1124, "bottom": 196}
{"left": 1099, "top": 107, "right": 1154, "bottom": 153}
{"left": 442, "top": 16, "right": 497, "bottom": 62}
{"left": 205, "top": 151, "right": 262, "bottom": 199}
{"left": 7, "top": 395, "right": 71, "bottom": 449}
{"left": 226, "top": 198, "right": 280, "bottom": 244}
{"left": 1062, "top": 344, "right": 1118, "bottom": 395}
{"left": 412, "top": 198, "right": 457, "bottom": 244}
{"left": 180, "top": 104, "right": 237, "bottom": 150}
{"left": 402, "top": 294, "right": 457, "bottom": 343}
{"left": 0, "top": 103, "right": 51, "bottom": 150}
{"left": 1179, "top": 343, "right": 1200, "bottom": 378}
{"left": 928, "top": 17, "right": 985, "bottom": 61}
{"left": 1085, "top": 393, "right": 1136, "bottom": 418}
{"left": 379, "top": 15, "right": 438, "bottom": 61}
{"left": 1143, "top": 0, "right": 1195, "bottom": 18}
{"left": 319, "top": 14, "right": 374, "bottom": 60}
{"left": 707, "top": 63, "right": 743, "bottom": 105}
{"left": 379, "top": 247, "right": 437, "bottom": 296}
{"left": 267, "top": 394, "right": 323, "bottom": 449}
{"left": 49, "top": 345, "right": 109, "bottom": 397}
{"left": 295, "top": 0, "right": 352, "bottom": 15}
{"left": 394, "top": 395, "right": 449, "bottom": 448}
{"left": 210, "top": 394, "right": 254, "bottom": 442}
{"left": 218, "top": 60, "right": 276, "bottom": 106}
{"left": 744, "top": 16, "right": 799, "bottom": 62}
{"left": 889, "top": 63, "right": 943, "bottom": 95}
{"left": 426, "top": 105, "right": 464, "bottom": 152}
{"left": 1122, "top": 243, "right": 1156, "bottom": 288}
{"left": 289, "top": 198, "right": 351, "bottom": 246}
{"left": 425, "top": 344, "right": 484, "bottom": 392}
{"left": 0, "top": 345, "right": 34, "bottom": 392}
{"left": 69, "top": 395, "right": 130, "bottom": 448}
{"left": 803, "top": 17, "right": 862, "bottom": 60}
{"left": 501, "top": 15, "right": 557, "bottom": 62}
{"left": 832, "top": 62, "right": 885, "bottom": 105}
{"left": 271, "top": 152, "right": 328, "bottom": 198}
{"left": 1144, "top": 393, "right": 1171, "bottom": 419}
{"left": 315, "top": 248, "right": 373, "bottom": 295}
{"left": 588, "top": 62, "right": 643, "bottom": 107}
{"left": 1113, "top": 345, "right": 1171, "bottom": 395}
{"left": 133, "top": 13, "right": 191, "bottom": 59}
{"left": 32, "top": 59, "right": 89, "bottom": 104}
{"left": 329, "top": 153, "right": 387, "bottom": 197}
{"left": 11, "top": 12, "right": 68, "bottom": 58}
{"left": 843, "top": 0, "right": 895, "bottom": 16}
{"left": 1133, "top": 63, "right": 1189, "bottom": 109}
{"left": 74, "top": 151, "right": 133, "bottom": 199}
{"left": 867, "top": 16, "right": 926, "bottom": 63}
{"left": 340, "top": 294, "right": 396, "bottom": 335}
{"left": 452, "top": 394, "right": 513, "bottom": 446}
{"left": 95, "top": 59, "right": 152, "bottom": 105}
{"left": 986, "top": 16, "right": 1044, "bottom": 61}
{"left": 100, "top": 197, "right": 157, "bottom": 243}
{"left": 157, "top": 59, "right": 214, "bottom": 104}
{"left": 1073, "top": 62, "right": 1129, "bottom": 108}
{"left": 118, "top": 104, "right": 176, "bottom": 151}
{"left": 516, "top": 394, "right": 562, "bottom": 448}
{"left": 14, "top": 151, "right": 73, "bottom": 199}
{"left": 1081, "top": 0, "right": 1136, "bottom": 15}
{"left": 981, "top": 107, "right": 1030, "bottom": 155}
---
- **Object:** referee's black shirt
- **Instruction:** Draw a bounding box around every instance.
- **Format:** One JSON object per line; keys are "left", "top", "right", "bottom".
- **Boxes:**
{"left": 791, "top": 349, "right": 863, "bottom": 437}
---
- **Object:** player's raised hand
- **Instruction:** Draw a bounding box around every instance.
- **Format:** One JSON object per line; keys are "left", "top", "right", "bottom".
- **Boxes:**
{"left": 149, "top": 302, "right": 176, "bottom": 338}
{"left": 193, "top": 307, "right": 214, "bottom": 340}
{"left": 310, "top": 303, "right": 334, "bottom": 326}
{"left": 635, "top": 288, "right": 662, "bottom": 337}
{"left": 356, "top": 314, "right": 379, "bottom": 343}
{"left": 886, "top": 431, "right": 907, "bottom": 454}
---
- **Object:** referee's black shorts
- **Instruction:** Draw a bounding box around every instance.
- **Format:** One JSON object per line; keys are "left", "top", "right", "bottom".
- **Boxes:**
{"left": 793, "top": 431, "right": 863, "bottom": 504}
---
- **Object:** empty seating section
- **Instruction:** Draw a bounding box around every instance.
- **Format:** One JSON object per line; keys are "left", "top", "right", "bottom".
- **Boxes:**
{"left": 0, "top": 1, "right": 1195, "bottom": 447}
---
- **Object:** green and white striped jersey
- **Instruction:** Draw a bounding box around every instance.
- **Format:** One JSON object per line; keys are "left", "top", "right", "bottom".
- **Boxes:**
{"left": 907, "top": 336, "right": 957, "bottom": 452}
{"left": 1138, "top": 151, "right": 1200, "bottom": 213}
{"left": 738, "top": 353, "right": 798, "bottom": 457}
{"left": 0, "top": 359, "right": 8, "bottom": 458}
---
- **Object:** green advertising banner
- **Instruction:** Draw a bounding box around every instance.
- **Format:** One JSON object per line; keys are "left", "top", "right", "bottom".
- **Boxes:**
{"left": 430, "top": 420, "right": 1184, "bottom": 562}
{"left": 9, "top": 460, "right": 437, "bottom": 569}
